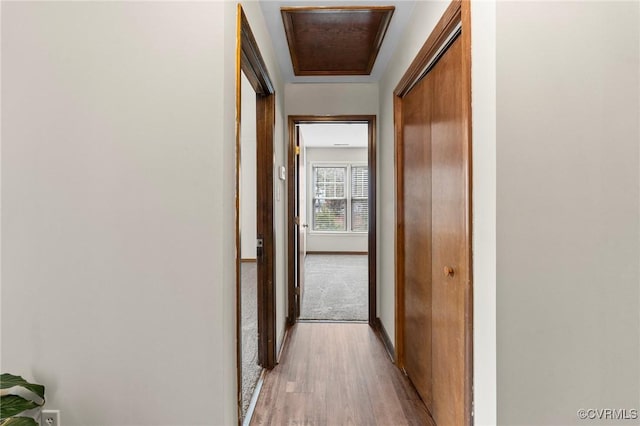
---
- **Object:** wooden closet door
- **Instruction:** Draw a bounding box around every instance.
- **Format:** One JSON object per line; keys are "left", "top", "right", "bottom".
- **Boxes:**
{"left": 402, "top": 70, "right": 434, "bottom": 409}
{"left": 430, "top": 35, "right": 468, "bottom": 426}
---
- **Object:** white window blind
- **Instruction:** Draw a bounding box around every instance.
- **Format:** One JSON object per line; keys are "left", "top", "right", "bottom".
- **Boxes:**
{"left": 351, "top": 166, "right": 368, "bottom": 232}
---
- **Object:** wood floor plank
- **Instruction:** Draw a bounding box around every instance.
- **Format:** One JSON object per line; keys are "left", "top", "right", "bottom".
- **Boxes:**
{"left": 250, "top": 323, "right": 435, "bottom": 426}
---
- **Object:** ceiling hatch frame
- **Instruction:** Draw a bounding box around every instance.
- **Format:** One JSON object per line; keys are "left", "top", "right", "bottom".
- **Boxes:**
{"left": 281, "top": 6, "right": 395, "bottom": 76}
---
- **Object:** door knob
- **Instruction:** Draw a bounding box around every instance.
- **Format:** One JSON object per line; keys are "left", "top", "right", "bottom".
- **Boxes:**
{"left": 444, "top": 266, "right": 455, "bottom": 277}
{"left": 302, "top": 224, "right": 309, "bottom": 228}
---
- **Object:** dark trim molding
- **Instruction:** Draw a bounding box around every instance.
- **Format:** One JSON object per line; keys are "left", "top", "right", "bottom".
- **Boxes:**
{"left": 368, "top": 117, "right": 377, "bottom": 326}
{"left": 286, "top": 118, "right": 297, "bottom": 325}
{"left": 374, "top": 317, "right": 395, "bottom": 362}
{"left": 276, "top": 322, "right": 293, "bottom": 364}
{"left": 255, "top": 94, "right": 276, "bottom": 370}
{"left": 393, "top": 94, "right": 405, "bottom": 371}
{"left": 240, "top": 11, "right": 274, "bottom": 95}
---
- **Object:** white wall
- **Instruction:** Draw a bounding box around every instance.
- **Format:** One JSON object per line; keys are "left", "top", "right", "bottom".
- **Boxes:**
{"left": 378, "top": 1, "right": 498, "bottom": 424}
{"left": 0, "top": 1, "right": 286, "bottom": 425}
{"left": 305, "top": 148, "right": 368, "bottom": 253}
{"left": 1, "top": 2, "right": 237, "bottom": 425}
{"left": 470, "top": 2, "right": 497, "bottom": 424}
{"left": 240, "top": 72, "right": 257, "bottom": 260}
{"left": 285, "top": 83, "right": 379, "bottom": 117}
{"left": 496, "top": 2, "right": 640, "bottom": 424}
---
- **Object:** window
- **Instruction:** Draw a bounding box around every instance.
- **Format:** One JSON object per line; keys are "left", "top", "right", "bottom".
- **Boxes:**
{"left": 351, "top": 166, "right": 368, "bottom": 232}
{"left": 312, "top": 164, "right": 368, "bottom": 233}
{"left": 312, "top": 167, "right": 347, "bottom": 231}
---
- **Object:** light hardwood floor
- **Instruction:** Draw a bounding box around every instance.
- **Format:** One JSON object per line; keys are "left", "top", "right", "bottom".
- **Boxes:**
{"left": 250, "top": 322, "right": 435, "bottom": 426}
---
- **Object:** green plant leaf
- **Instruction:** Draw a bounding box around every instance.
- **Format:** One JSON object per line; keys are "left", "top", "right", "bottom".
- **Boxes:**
{"left": 0, "top": 417, "right": 39, "bottom": 426}
{"left": 0, "top": 395, "right": 39, "bottom": 419}
{"left": 0, "top": 375, "right": 44, "bottom": 400}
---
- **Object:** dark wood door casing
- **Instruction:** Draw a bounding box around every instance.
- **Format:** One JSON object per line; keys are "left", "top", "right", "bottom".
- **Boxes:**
{"left": 235, "top": 5, "right": 277, "bottom": 424}
{"left": 287, "top": 116, "right": 377, "bottom": 326}
{"left": 294, "top": 127, "right": 306, "bottom": 318}
{"left": 255, "top": 94, "right": 276, "bottom": 371}
{"left": 287, "top": 120, "right": 299, "bottom": 322}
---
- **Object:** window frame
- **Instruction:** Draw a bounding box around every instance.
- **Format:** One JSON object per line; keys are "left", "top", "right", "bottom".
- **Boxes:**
{"left": 309, "top": 161, "right": 368, "bottom": 234}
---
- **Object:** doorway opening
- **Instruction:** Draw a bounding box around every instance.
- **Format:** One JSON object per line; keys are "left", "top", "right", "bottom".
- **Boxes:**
{"left": 238, "top": 70, "right": 260, "bottom": 421}
{"left": 235, "top": 6, "right": 276, "bottom": 425}
{"left": 287, "top": 116, "right": 377, "bottom": 325}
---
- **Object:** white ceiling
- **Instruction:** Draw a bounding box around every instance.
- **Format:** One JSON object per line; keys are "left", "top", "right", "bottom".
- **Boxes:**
{"left": 259, "top": 0, "right": 417, "bottom": 84}
{"left": 299, "top": 123, "right": 369, "bottom": 148}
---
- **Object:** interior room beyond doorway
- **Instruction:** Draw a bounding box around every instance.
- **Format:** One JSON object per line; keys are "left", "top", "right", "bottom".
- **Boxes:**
{"left": 297, "top": 123, "right": 369, "bottom": 322}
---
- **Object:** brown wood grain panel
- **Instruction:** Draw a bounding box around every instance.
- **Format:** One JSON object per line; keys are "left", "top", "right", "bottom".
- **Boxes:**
{"left": 281, "top": 7, "right": 394, "bottom": 76}
{"left": 368, "top": 116, "right": 377, "bottom": 326}
{"left": 251, "top": 323, "right": 436, "bottom": 426}
{"left": 430, "top": 35, "right": 468, "bottom": 426}
{"left": 402, "top": 71, "right": 433, "bottom": 410}
{"left": 256, "top": 93, "right": 277, "bottom": 370}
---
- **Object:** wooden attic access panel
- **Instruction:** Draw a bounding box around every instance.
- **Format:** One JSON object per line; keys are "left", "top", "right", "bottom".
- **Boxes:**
{"left": 281, "top": 6, "right": 395, "bottom": 76}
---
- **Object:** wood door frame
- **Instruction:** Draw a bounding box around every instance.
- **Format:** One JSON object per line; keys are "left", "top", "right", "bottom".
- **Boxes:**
{"left": 235, "top": 5, "right": 277, "bottom": 423}
{"left": 287, "top": 115, "right": 377, "bottom": 326}
{"left": 394, "top": 0, "right": 473, "bottom": 423}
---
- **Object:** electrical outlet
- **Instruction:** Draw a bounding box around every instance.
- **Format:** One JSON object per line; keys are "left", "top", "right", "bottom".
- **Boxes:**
{"left": 41, "top": 410, "right": 60, "bottom": 426}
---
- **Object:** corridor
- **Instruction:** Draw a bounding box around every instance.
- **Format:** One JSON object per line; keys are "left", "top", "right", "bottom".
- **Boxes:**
{"left": 250, "top": 323, "right": 435, "bottom": 425}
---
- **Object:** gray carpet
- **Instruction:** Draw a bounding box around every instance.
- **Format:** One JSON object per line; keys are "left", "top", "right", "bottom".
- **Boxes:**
{"left": 240, "top": 262, "right": 261, "bottom": 421}
{"left": 300, "top": 254, "right": 368, "bottom": 321}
